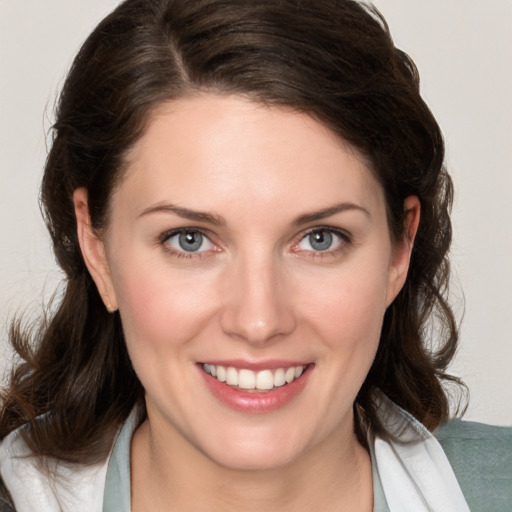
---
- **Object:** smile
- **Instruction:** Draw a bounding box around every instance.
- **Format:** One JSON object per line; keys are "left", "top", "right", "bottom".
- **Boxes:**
{"left": 202, "top": 363, "right": 306, "bottom": 392}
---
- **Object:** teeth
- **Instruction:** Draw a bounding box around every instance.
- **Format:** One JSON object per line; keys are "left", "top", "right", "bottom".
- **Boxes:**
{"left": 256, "top": 370, "right": 274, "bottom": 390}
{"left": 273, "top": 368, "right": 286, "bottom": 387}
{"left": 202, "top": 363, "right": 306, "bottom": 391}
{"left": 216, "top": 365, "right": 226, "bottom": 382}
{"left": 238, "top": 369, "right": 255, "bottom": 389}
{"left": 226, "top": 367, "right": 238, "bottom": 386}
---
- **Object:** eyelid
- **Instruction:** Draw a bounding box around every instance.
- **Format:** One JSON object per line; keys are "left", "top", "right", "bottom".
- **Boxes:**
{"left": 159, "top": 227, "right": 219, "bottom": 258}
{"left": 291, "top": 226, "right": 352, "bottom": 254}
{"left": 157, "top": 225, "right": 351, "bottom": 259}
{"left": 159, "top": 227, "right": 210, "bottom": 244}
{"left": 300, "top": 225, "right": 351, "bottom": 242}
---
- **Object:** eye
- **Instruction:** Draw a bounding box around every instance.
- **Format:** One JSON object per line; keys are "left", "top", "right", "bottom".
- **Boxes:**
{"left": 297, "top": 228, "right": 345, "bottom": 252}
{"left": 164, "top": 229, "right": 214, "bottom": 253}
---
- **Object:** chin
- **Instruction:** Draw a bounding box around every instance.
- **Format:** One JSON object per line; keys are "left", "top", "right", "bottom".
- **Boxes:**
{"left": 198, "top": 425, "right": 312, "bottom": 472}
{"left": 209, "top": 447, "right": 300, "bottom": 472}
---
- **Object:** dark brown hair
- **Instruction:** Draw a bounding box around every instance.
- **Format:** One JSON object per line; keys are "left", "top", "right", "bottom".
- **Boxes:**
{"left": 1, "top": 0, "right": 463, "bottom": 467}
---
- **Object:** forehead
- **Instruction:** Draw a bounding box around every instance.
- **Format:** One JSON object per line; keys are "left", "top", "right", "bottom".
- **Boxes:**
{"left": 113, "top": 94, "right": 385, "bottom": 222}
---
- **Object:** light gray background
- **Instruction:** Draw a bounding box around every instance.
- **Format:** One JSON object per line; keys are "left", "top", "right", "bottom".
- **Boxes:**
{"left": 1, "top": 1, "right": 511, "bottom": 425}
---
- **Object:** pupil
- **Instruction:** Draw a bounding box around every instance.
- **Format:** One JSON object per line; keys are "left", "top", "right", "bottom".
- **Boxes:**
{"left": 310, "top": 230, "right": 332, "bottom": 251}
{"left": 179, "top": 231, "right": 203, "bottom": 252}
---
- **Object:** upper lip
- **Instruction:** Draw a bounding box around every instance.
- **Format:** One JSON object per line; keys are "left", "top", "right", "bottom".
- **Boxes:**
{"left": 199, "top": 359, "right": 311, "bottom": 371}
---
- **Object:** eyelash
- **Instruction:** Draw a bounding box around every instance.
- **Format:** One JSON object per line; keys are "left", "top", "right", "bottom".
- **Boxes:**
{"left": 158, "top": 226, "right": 352, "bottom": 260}
{"left": 159, "top": 228, "right": 217, "bottom": 260}
{"left": 293, "top": 227, "right": 352, "bottom": 259}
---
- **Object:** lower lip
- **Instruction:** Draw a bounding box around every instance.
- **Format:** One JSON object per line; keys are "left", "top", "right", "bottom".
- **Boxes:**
{"left": 199, "top": 365, "right": 313, "bottom": 413}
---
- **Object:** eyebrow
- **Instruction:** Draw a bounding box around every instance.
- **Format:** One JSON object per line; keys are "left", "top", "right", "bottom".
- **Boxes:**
{"left": 138, "top": 203, "right": 226, "bottom": 226}
{"left": 138, "top": 201, "right": 369, "bottom": 227}
{"left": 292, "top": 202, "right": 370, "bottom": 226}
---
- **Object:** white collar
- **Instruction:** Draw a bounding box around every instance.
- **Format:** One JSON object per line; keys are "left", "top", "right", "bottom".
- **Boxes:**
{"left": 0, "top": 393, "right": 469, "bottom": 512}
{"left": 0, "top": 426, "right": 108, "bottom": 512}
{"left": 372, "top": 393, "right": 469, "bottom": 512}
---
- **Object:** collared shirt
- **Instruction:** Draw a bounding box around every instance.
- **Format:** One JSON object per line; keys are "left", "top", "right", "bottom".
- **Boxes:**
{"left": 7, "top": 393, "right": 509, "bottom": 512}
{"left": 102, "top": 410, "right": 391, "bottom": 512}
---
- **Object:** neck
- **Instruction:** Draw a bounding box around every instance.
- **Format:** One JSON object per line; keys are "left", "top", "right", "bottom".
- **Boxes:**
{"left": 131, "top": 413, "right": 373, "bottom": 512}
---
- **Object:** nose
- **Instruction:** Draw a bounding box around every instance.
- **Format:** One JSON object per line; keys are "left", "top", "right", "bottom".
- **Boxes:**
{"left": 220, "top": 253, "right": 296, "bottom": 345}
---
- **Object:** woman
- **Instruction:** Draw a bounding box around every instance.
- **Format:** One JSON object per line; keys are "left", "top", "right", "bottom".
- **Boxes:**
{"left": 0, "top": 0, "right": 509, "bottom": 511}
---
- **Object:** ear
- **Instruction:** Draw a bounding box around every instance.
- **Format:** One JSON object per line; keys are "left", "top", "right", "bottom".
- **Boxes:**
{"left": 386, "top": 195, "right": 421, "bottom": 306}
{"left": 73, "top": 187, "right": 118, "bottom": 312}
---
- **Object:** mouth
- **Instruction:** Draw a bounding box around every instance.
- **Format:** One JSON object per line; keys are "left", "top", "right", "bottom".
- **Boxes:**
{"left": 201, "top": 363, "right": 307, "bottom": 392}
{"left": 198, "top": 361, "right": 313, "bottom": 413}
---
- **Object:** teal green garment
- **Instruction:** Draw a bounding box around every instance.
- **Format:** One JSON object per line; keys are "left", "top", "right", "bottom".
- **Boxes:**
{"left": 102, "top": 418, "right": 511, "bottom": 512}
{"left": 435, "top": 419, "right": 512, "bottom": 512}
{"left": 102, "top": 416, "right": 132, "bottom": 512}
{"left": 371, "top": 444, "right": 391, "bottom": 512}
{"left": 101, "top": 420, "right": 391, "bottom": 512}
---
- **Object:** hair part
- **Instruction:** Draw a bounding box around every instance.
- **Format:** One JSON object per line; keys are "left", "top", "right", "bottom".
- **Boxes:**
{"left": 1, "top": 0, "right": 465, "bottom": 465}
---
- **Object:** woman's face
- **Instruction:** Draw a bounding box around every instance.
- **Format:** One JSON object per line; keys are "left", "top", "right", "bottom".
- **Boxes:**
{"left": 76, "top": 94, "right": 417, "bottom": 470}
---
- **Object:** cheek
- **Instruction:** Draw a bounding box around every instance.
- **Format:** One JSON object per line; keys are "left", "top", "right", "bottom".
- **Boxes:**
{"left": 110, "top": 256, "right": 219, "bottom": 355}
{"left": 298, "top": 257, "right": 390, "bottom": 352}
{"left": 110, "top": 262, "right": 224, "bottom": 407}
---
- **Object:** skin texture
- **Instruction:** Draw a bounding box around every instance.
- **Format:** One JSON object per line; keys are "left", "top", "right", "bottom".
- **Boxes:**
{"left": 74, "top": 94, "right": 420, "bottom": 511}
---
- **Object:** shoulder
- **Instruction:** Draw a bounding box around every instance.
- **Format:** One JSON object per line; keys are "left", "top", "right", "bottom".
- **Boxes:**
{"left": 435, "top": 419, "right": 512, "bottom": 512}
{"left": 0, "top": 427, "right": 110, "bottom": 512}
